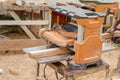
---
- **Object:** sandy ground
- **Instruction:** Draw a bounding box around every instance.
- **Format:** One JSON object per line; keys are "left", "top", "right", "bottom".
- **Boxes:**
{"left": 0, "top": 51, "right": 37, "bottom": 80}
{"left": 0, "top": 50, "right": 119, "bottom": 80}
{"left": 0, "top": 33, "right": 120, "bottom": 80}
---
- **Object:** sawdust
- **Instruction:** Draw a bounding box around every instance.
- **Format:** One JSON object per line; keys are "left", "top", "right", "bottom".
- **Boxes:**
{"left": 0, "top": 51, "right": 37, "bottom": 80}
{"left": 0, "top": 50, "right": 119, "bottom": 80}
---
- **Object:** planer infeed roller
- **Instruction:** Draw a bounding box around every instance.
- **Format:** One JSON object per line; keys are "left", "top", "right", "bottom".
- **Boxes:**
{"left": 38, "top": 5, "right": 106, "bottom": 70}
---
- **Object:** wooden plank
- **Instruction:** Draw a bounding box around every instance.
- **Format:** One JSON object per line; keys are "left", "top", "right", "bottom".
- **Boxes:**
{"left": 56, "top": 2, "right": 67, "bottom": 6}
{"left": 0, "top": 39, "right": 46, "bottom": 51}
{"left": 23, "top": 45, "right": 116, "bottom": 62}
{"left": 102, "top": 31, "right": 120, "bottom": 39}
{"left": 28, "top": 48, "right": 73, "bottom": 59}
{"left": 9, "top": 11, "right": 36, "bottom": 39}
{"left": 0, "top": 20, "right": 48, "bottom": 25}
{"left": 117, "top": 52, "right": 120, "bottom": 70}
{"left": 0, "top": 2, "right": 49, "bottom": 11}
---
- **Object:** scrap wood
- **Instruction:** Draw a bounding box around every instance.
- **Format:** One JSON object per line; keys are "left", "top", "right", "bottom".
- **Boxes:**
{"left": 102, "top": 31, "right": 120, "bottom": 39}
{"left": 56, "top": 2, "right": 67, "bottom": 6}
{"left": 0, "top": 39, "right": 46, "bottom": 51}
{"left": 28, "top": 48, "right": 72, "bottom": 59}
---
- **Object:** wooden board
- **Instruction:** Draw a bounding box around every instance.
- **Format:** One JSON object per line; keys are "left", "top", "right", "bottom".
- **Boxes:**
{"left": 9, "top": 11, "right": 36, "bottom": 39}
{"left": 102, "top": 31, "right": 120, "bottom": 39}
{"left": 0, "top": 39, "right": 46, "bottom": 51}
{"left": 0, "top": 20, "right": 48, "bottom": 25}
{"left": 0, "top": 2, "right": 49, "bottom": 11}
{"left": 28, "top": 48, "right": 72, "bottom": 59}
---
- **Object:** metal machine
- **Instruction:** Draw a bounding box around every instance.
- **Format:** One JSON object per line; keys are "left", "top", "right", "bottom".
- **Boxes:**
{"left": 37, "top": 5, "right": 106, "bottom": 69}
{"left": 81, "top": 0, "right": 120, "bottom": 43}
{"left": 23, "top": 3, "right": 119, "bottom": 70}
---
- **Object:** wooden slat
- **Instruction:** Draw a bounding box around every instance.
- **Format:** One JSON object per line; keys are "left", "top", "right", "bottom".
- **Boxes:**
{"left": 28, "top": 48, "right": 72, "bottom": 59}
{"left": 0, "top": 39, "right": 46, "bottom": 51}
{"left": 56, "top": 2, "right": 67, "bottom": 6}
{"left": 0, "top": 2, "right": 49, "bottom": 11}
{"left": 102, "top": 31, "right": 120, "bottom": 39}
{"left": 0, "top": 20, "right": 48, "bottom": 25}
{"left": 9, "top": 11, "right": 36, "bottom": 39}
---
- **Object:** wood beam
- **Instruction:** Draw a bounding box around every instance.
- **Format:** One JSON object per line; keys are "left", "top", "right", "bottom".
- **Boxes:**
{"left": 0, "top": 39, "right": 46, "bottom": 51}
{"left": 9, "top": 11, "right": 36, "bottom": 39}
{"left": 0, "top": 20, "right": 48, "bottom": 25}
{"left": 102, "top": 31, "right": 120, "bottom": 39}
{"left": 28, "top": 48, "right": 72, "bottom": 59}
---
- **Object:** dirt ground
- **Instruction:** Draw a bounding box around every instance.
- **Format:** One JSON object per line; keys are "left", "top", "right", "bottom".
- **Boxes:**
{"left": 0, "top": 33, "right": 120, "bottom": 80}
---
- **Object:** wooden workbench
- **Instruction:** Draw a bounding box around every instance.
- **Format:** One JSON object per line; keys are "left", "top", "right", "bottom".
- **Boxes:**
{"left": 48, "top": 62, "right": 109, "bottom": 80}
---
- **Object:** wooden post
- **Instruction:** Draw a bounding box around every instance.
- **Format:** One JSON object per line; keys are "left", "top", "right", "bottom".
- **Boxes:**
{"left": 117, "top": 52, "right": 120, "bottom": 71}
{"left": 9, "top": 11, "right": 36, "bottom": 39}
{"left": 102, "top": 31, "right": 120, "bottom": 39}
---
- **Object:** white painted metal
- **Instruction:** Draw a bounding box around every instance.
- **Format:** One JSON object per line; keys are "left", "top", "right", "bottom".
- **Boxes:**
{"left": 49, "top": 14, "right": 52, "bottom": 29}
{"left": 37, "top": 54, "right": 71, "bottom": 63}
{"left": 102, "top": 45, "right": 116, "bottom": 52}
{"left": 23, "top": 45, "right": 48, "bottom": 53}
{"left": 100, "top": 25, "right": 103, "bottom": 39}
{"left": 81, "top": 0, "right": 120, "bottom": 8}
{"left": 28, "top": 48, "right": 61, "bottom": 54}
{"left": 77, "top": 25, "right": 84, "bottom": 43}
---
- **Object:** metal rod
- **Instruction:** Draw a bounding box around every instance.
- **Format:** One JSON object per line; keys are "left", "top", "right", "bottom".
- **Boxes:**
{"left": 36, "top": 63, "right": 40, "bottom": 80}
{"left": 55, "top": 71, "right": 59, "bottom": 80}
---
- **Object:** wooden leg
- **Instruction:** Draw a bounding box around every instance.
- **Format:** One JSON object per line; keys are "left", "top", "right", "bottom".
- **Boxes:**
{"left": 36, "top": 63, "right": 40, "bottom": 80}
